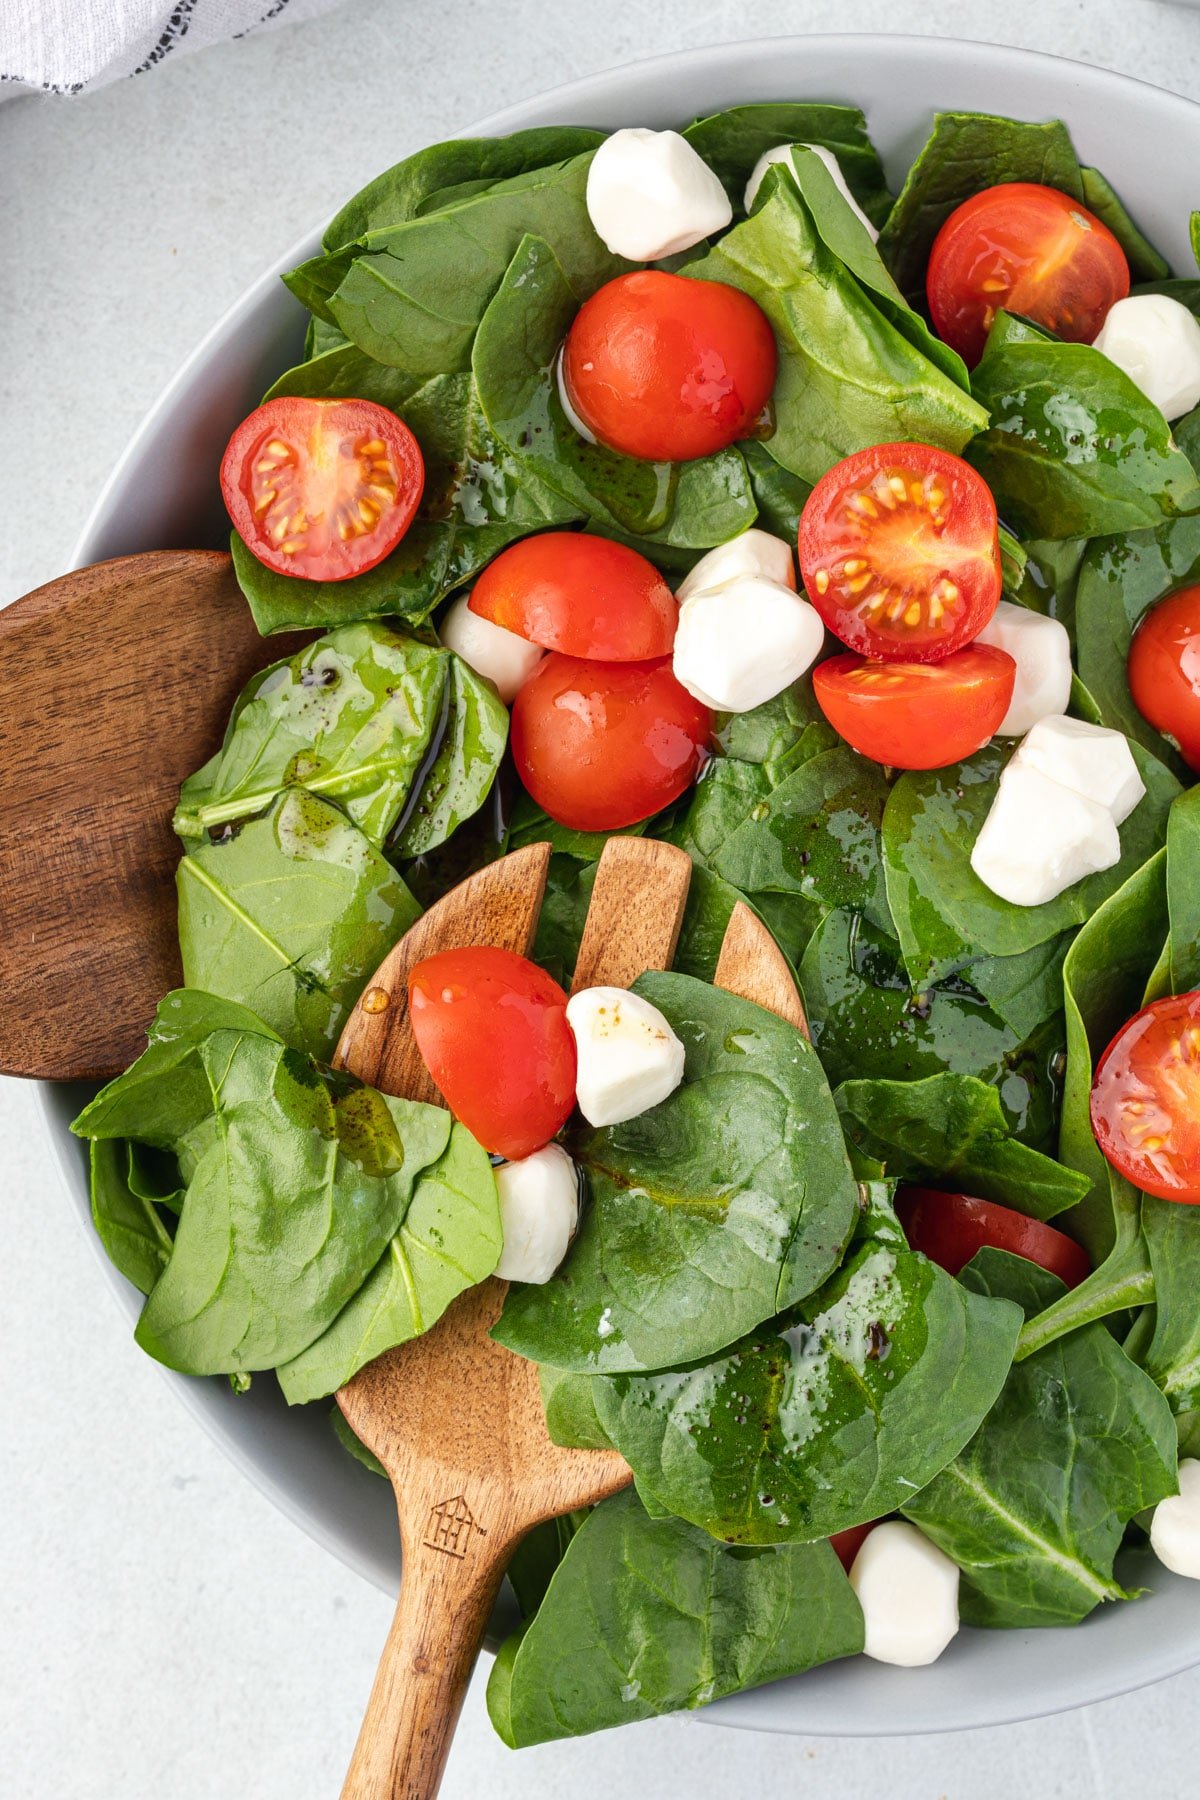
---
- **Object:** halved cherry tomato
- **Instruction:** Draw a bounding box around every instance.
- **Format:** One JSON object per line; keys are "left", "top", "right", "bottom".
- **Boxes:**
{"left": 408, "top": 947, "right": 576, "bottom": 1161}
{"left": 511, "top": 653, "right": 710, "bottom": 831}
{"left": 561, "top": 271, "right": 777, "bottom": 463}
{"left": 896, "top": 1188, "right": 1091, "bottom": 1288}
{"left": 830, "top": 1524, "right": 876, "bottom": 1572}
{"left": 812, "top": 646, "right": 1015, "bottom": 769}
{"left": 221, "top": 396, "right": 424, "bottom": 582}
{"left": 926, "top": 183, "right": 1130, "bottom": 366}
{"left": 1090, "top": 991, "right": 1200, "bottom": 1203}
{"left": 798, "top": 444, "right": 1001, "bottom": 660}
{"left": 469, "top": 534, "right": 677, "bottom": 660}
{"left": 1128, "top": 586, "right": 1200, "bottom": 773}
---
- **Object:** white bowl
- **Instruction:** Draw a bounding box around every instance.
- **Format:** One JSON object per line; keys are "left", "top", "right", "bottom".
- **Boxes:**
{"left": 55, "top": 32, "right": 1200, "bottom": 1736}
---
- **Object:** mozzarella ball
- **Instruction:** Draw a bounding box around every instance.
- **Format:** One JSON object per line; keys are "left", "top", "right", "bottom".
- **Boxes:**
{"left": 673, "top": 577, "right": 825, "bottom": 713}
{"left": 744, "top": 142, "right": 879, "bottom": 240}
{"left": 975, "top": 601, "right": 1074, "bottom": 735}
{"left": 1013, "top": 713, "right": 1146, "bottom": 825}
{"left": 493, "top": 1143, "right": 580, "bottom": 1285}
{"left": 439, "top": 595, "right": 543, "bottom": 705}
{"left": 566, "top": 986, "right": 685, "bottom": 1128}
{"left": 1092, "top": 293, "right": 1200, "bottom": 423}
{"left": 676, "top": 529, "right": 796, "bottom": 601}
{"left": 970, "top": 762, "right": 1121, "bottom": 907}
{"left": 1151, "top": 1458, "right": 1200, "bottom": 1579}
{"left": 849, "top": 1521, "right": 960, "bottom": 1667}
{"left": 585, "top": 129, "right": 732, "bottom": 262}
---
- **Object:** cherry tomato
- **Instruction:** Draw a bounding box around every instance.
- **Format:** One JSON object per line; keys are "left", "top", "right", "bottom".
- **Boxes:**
{"left": 926, "top": 183, "right": 1130, "bottom": 366}
{"left": 469, "top": 533, "right": 677, "bottom": 660}
{"left": 511, "top": 654, "right": 710, "bottom": 831}
{"left": 1128, "top": 586, "right": 1200, "bottom": 773}
{"left": 1090, "top": 991, "right": 1200, "bottom": 1203}
{"left": 896, "top": 1188, "right": 1091, "bottom": 1288}
{"left": 798, "top": 444, "right": 1001, "bottom": 660}
{"left": 812, "top": 646, "right": 1015, "bottom": 770}
{"left": 560, "top": 271, "right": 777, "bottom": 463}
{"left": 221, "top": 396, "right": 424, "bottom": 582}
{"left": 408, "top": 947, "right": 576, "bottom": 1161}
{"left": 830, "top": 1524, "right": 875, "bottom": 1573}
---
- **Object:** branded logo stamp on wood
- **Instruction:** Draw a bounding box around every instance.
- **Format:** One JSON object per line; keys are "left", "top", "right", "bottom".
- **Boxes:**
{"left": 423, "top": 1495, "right": 486, "bottom": 1559}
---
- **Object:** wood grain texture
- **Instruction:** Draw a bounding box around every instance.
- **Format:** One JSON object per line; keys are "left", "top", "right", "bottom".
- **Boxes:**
{"left": 569, "top": 836, "right": 691, "bottom": 994}
{"left": 713, "top": 900, "right": 810, "bottom": 1038}
{"left": 0, "top": 551, "right": 310, "bottom": 1080}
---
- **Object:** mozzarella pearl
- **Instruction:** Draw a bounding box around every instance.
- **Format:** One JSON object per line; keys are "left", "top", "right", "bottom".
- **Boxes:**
{"left": 970, "top": 761, "right": 1120, "bottom": 907}
{"left": 1013, "top": 714, "right": 1146, "bottom": 825}
{"left": 1092, "top": 294, "right": 1200, "bottom": 422}
{"left": 1151, "top": 1458, "right": 1200, "bottom": 1579}
{"left": 673, "top": 576, "right": 825, "bottom": 713}
{"left": 849, "top": 1521, "right": 960, "bottom": 1667}
{"left": 493, "top": 1143, "right": 580, "bottom": 1285}
{"left": 566, "top": 986, "right": 685, "bottom": 1128}
{"left": 975, "top": 601, "right": 1074, "bottom": 736}
{"left": 585, "top": 129, "right": 732, "bottom": 262}
{"left": 439, "top": 595, "right": 543, "bottom": 705}
{"left": 676, "top": 529, "right": 796, "bottom": 601}
{"left": 744, "top": 142, "right": 879, "bottom": 240}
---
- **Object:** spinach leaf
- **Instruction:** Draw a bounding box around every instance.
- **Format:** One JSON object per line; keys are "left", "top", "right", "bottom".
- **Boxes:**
{"left": 176, "top": 790, "right": 420, "bottom": 1062}
{"left": 1139, "top": 1196, "right": 1200, "bottom": 1415}
{"left": 493, "top": 972, "right": 860, "bottom": 1373}
{"left": 680, "top": 174, "right": 986, "bottom": 487}
{"left": 1168, "top": 785, "right": 1200, "bottom": 991}
{"left": 330, "top": 1406, "right": 388, "bottom": 1478}
{"left": 277, "top": 1121, "right": 501, "bottom": 1402}
{"left": 904, "top": 1249, "right": 1177, "bottom": 1627}
{"left": 738, "top": 439, "right": 812, "bottom": 541}
{"left": 540, "top": 1365, "right": 616, "bottom": 1452}
{"left": 967, "top": 312, "right": 1200, "bottom": 538}
{"left": 835, "top": 1074, "right": 1089, "bottom": 1220}
{"left": 1016, "top": 536, "right": 1090, "bottom": 636}
{"left": 487, "top": 1489, "right": 863, "bottom": 1746}
{"left": 881, "top": 738, "right": 1180, "bottom": 983}
{"left": 322, "top": 127, "right": 606, "bottom": 247}
{"left": 507, "top": 1512, "right": 589, "bottom": 1622}
{"left": 389, "top": 652, "right": 508, "bottom": 858}
{"left": 89, "top": 1139, "right": 175, "bottom": 1296}
{"left": 964, "top": 933, "right": 1072, "bottom": 1041}
{"left": 509, "top": 791, "right": 647, "bottom": 863}
{"left": 327, "top": 153, "right": 624, "bottom": 376}
{"left": 592, "top": 1214, "right": 1020, "bottom": 1544}
{"left": 174, "top": 625, "right": 450, "bottom": 846}
{"left": 1079, "top": 167, "right": 1170, "bottom": 283}
{"left": 878, "top": 112, "right": 1083, "bottom": 301}
{"left": 799, "top": 911, "right": 1064, "bottom": 1151}
{"left": 682, "top": 101, "right": 890, "bottom": 224}
{"left": 473, "top": 235, "right": 755, "bottom": 545}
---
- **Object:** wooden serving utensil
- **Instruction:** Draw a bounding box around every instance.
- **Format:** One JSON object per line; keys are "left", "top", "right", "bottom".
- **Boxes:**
{"left": 0, "top": 552, "right": 310, "bottom": 1081}
{"left": 331, "top": 833, "right": 809, "bottom": 1800}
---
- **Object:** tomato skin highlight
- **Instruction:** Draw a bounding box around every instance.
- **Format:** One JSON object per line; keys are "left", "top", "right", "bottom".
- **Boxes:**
{"left": 561, "top": 271, "right": 777, "bottom": 463}
{"left": 926, "top": 182, "right": 1130, "bottom": 366}
{"left": 896, "top": 1187, "right": 1092, "bottom": 1288}
{"left": 221, "top": 396, "right": 424, "bottom": 582}
{"left": 469, "top": 533, "right": 677, "bottom": 660}
{"left": 813, "top": 647, "right": 1015, "bottom": 770}
{"left": 797, "top": 444, "right": 1001, "bottom": 661}
{"left": 1128, "top": 586, "right": 1200, "bottom": 773}
{"left": 408, "top": 947, "right": 576, "bottom": 1161}
{"left": 511, "top": 653, "right": 711, "bottom": 832}
{"left": 1090, "top": 991, "right": 1200, "bottom": 1204}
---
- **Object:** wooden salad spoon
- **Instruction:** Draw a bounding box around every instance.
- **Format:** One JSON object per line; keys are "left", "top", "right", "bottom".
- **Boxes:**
{"left": 0, "top": 551, "right": 311, "bottom": 1081}
{"left": 331, "top": 833, "right": 809, "bottom": 1800}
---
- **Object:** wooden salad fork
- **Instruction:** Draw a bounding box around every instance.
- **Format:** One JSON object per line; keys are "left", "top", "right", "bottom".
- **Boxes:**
{"left": 332, "top": 834, "right": 809, "bottom": 1799}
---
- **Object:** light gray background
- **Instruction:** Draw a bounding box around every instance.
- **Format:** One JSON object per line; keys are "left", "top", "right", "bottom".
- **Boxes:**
{"left": 4, "top": 2, "right": 1200, "bottom": 1795}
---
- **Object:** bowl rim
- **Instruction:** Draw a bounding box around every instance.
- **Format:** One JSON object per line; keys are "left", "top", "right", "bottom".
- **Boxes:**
{"left": 50, "top": 29, "right": 1200, "bottom": 1736}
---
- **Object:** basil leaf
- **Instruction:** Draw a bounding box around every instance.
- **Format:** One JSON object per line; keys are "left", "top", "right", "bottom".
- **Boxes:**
{"left": 967, "top": 312, "right": 1200, "bottom": 537}
{"left": 487, "top": 1490, "right": 864, "bottom": 1746}
{"left": 389, "top": 653, "right": 508, "bottom": 857}
{"left": 878, "top": 112, "right": 1083, "bottom": 301}
{"left": 905, "top": 1249, "right": 1177, "bottom": 1627}
{"left": 592, "top": 1220, "right": 1020, "bottom": 1543}
{"left": 835, "top": 1073, "right": 1090, "bottom": 1220}
{"left": 1079, "top": 167, "right": 1170, "bottom": 283}
{"left": 493, "top": 972, "right": 859, "bottom": 1373}
{"left": 683, "top": 101, "right": 890, "bottom": 224}
{"left": 177, "top": 790, "right": 420, "bottom": 1062}
{"left": 89, "top": 1139, "right": 175, "bottom": 1296}
{"left": 680, "top": 173, "right": 986, "bottom": 487}
{"left": 174, "top": 625, "right": 450, "bottom": 847}
{"left": 277, "top": 1121, "right": 501, "bottom": 1402}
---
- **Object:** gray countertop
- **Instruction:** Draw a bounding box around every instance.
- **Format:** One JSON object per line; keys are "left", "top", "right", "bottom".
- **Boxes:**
{"left": 3, "top": 2, "right": 1200, "bottom": 1793}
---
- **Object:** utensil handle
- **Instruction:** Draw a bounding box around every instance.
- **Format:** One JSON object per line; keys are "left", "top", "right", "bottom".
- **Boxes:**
{"left": 341, "top": 1509, "right": 514, "bottom": 1800}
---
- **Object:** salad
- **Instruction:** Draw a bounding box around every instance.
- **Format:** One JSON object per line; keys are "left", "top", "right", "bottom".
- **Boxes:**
{"left": 73, "top": 101, "right": 1200, "bottom": 1745}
